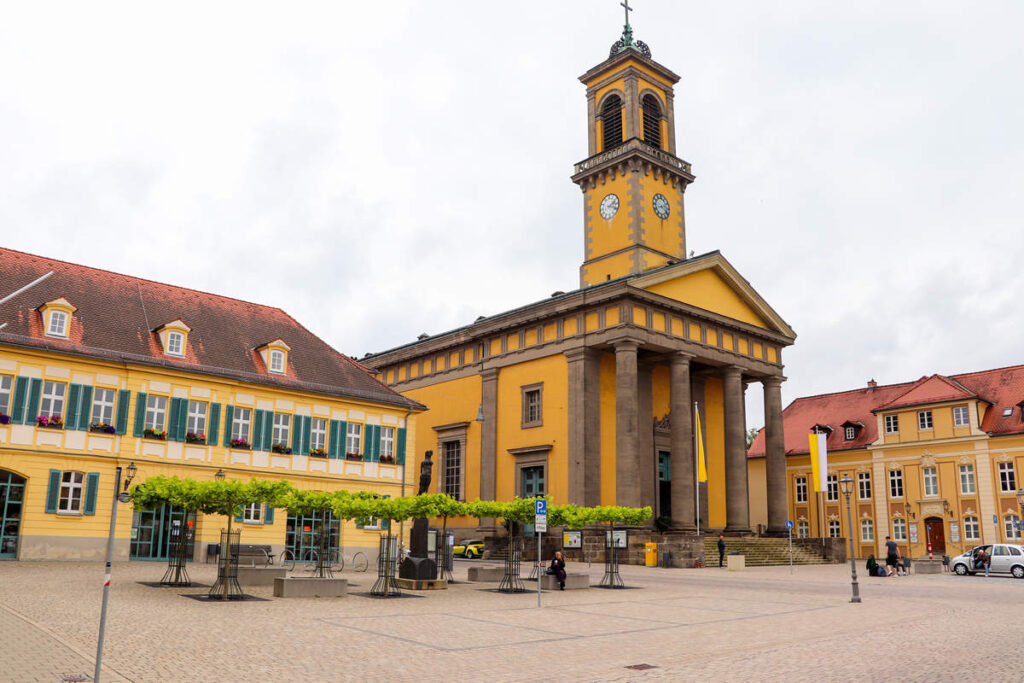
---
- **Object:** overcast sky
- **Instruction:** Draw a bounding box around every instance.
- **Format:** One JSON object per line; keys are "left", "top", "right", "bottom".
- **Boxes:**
{"left": 2, "top": 1, "right": 1022, "bottom": 429}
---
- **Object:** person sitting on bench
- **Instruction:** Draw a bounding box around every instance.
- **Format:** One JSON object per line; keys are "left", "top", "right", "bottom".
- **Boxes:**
{"left": 547, "top": 551, "right": 567, "bottom": 590}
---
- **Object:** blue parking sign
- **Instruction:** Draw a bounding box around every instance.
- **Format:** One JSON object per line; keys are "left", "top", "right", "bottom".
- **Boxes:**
{"left": 535, "top": 499, "right": 547, "bottom": 515}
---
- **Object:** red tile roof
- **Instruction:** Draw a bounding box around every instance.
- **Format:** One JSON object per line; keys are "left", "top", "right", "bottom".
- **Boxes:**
{"left": 748, "top": 364, "right": 1024, "bottom": 458}
{"left": 0, "top": 248, "right": 422, "bottom": 410}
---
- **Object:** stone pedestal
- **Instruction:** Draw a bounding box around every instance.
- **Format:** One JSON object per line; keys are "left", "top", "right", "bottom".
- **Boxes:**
{"left": 237, "top": 567, "right": 287, "bottom": 585}
{"left": 394, "top": 578, "right": 448, "bottom": 590}
{"left": 400, "top": 517, "right": 437, "bottom": 580}
{"left": 727, "top": 554, "right": 746, "bottom": 571}
{"left": 273, "top": 577, "right": 347, "bottom": 598}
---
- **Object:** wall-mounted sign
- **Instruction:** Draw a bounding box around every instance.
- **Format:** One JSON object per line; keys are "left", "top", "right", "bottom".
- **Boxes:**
{"left": 949, "top": 522, "right": 960, "bottom": 543}
{"left": 563, "top": 531, "right": 582, "bottom": 548}
{"left": 908, "top": 523, "right": 919, "bottom": 544}
{"left": 605, "top": 530, "right": 627, "bottom": 549}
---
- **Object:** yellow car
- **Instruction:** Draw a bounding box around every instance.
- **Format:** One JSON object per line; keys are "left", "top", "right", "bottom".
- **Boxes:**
{"left": 453, "top": 539, "right": 485, "bottom": 559}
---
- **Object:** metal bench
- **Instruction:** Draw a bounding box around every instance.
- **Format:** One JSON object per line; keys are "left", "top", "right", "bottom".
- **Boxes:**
{"left": 231, "top": 544, "right": 274, "bottom": 567}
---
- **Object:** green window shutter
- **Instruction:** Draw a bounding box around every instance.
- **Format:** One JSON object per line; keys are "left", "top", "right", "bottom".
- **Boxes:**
{"left": 208, "top": 403, "right": 221, "bottom": 446}
{"left": 45, "top": 469, "right": 61, "bottom": 513}
{"left": 263, "top": 411, "right": 273, "bottom": 451}
{"left": 253, "top": 409, "right": 265, "bottom": 450}
{"left": 301, "top": 416, "right": 311, "bottom": 456}
{"left": 234, "top": 509, "right": 243, "bottom": 523}
{"left": 78, "top": 385, "right": 93, "bottom": 431}
{"left": 328, "top": 419, "right": 340, "bottom": 458}
{"left": 291, "top": 415, "right": 302, "bottom": 453}
{"left": 265, "top": 506, "right": 275, "bottom": 524}
{"left": 67, "top": 384, "right": 82, "bottom": 430}
{"left": 397, "top": 427, "right": 407, "bottom": 466}
{"left": 26, "top": 378, "right": 42, "bottom": 422}
{"left": 83, "top": 472, "right": 100, "bottom": 515}
{"left": 223, "top": 405, "right": 234, "bottom": 445}
{"left": 356, "top": 517, "right": 365, "bottom": 529}
{"left": 133, "top": 392, "right": 148, "bottom": 437}
{"left": 11, "top": 376, "right": 29, "bottom": 424}
{"left": 339, "top": 420, "right": 349, "bottom": 455}
{"left": 115, "top": 390, "right": 131, "bottom": 434}
{"left": 368, "top": 425, "right": 378, "bottom": 462}
{"left": 169, "top": 398, "right": 186, "bottom": 442}
{"left": 382, "top": 494, "right": 391, "bottom": 530}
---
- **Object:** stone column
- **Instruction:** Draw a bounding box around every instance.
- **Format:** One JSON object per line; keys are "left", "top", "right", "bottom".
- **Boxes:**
{"left": 669, "top": 352, "right": 695, "bottom": 530}
{"left": 614, "top": 340, "right": 640, "bottom": 508}
{"left": 723, "top": 365, "right": 750, "bottom": 532}
{"left": 565, "top": 348, "right": 601, "bottom": 506}
{"left": 638, "top": 360, "right": 655, "bottom": 513}
{"left": 763, "top": 376, "right": 788, "bottom": 533}
{"left": 478, "top": 367, "right": 499, "bottom": 532}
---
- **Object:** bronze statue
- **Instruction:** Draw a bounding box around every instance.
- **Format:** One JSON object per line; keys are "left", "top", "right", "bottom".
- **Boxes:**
{"left": 417, "top": 450, "right": 433, "bottom": 495}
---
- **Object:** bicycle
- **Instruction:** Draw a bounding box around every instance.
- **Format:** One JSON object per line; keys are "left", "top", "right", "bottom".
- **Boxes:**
{"left": 352, "top": 550, "right": 369, "bottom": 573}
{"left": 278, "top": 548, "right": 296, "bottom": 571}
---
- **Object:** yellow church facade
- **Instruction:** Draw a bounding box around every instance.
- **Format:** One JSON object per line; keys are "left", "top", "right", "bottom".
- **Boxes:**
{"left": 365, "top": 25, "right": 796, "bottom": 536}
{"left": 0, "top": 248, "right": 422, "bottom": 561}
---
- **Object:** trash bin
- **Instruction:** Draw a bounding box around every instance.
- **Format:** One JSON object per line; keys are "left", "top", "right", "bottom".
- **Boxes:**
{"left": 645, "top": 542, "right": 658, "bottom": 567}
{"left": 658, "top": 551, "right": 672, "bottom": 568}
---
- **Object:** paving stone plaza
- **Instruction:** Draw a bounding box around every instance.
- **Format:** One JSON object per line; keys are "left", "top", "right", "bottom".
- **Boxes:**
{"left": 2, "top": 558, "right": 1022, "bottom": 682}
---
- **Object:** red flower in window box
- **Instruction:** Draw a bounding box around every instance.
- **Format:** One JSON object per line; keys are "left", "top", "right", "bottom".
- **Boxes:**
{"left": 379, "top": 454, "right": 395, "bottom": 464}
{"left": 36, "top": 415, "right": 64, "bottom": 429}
{"left": 143, "top": 428, "right": 167, "bottom": 440}
{"left": 185, "top": 432, "right": 206, "bottom": 444}
{"left": 271, "top": 443, "right": 292, "bottom": 455}
{"left": 346, "top": 453, "right": 363, "bottom": 461}
{"left": 309, "top": 447, "right": 328, "bottom": 458}
{"left": 230, "top": 438, "right": 251, "bottom": 450}
{"left": 90, "top": 422, "right": 116, "bottom": 434}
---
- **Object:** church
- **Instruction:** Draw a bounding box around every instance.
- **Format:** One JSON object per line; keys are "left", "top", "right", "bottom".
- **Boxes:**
{"left": 364, "top": 14, "right": 796, "bottom": 538}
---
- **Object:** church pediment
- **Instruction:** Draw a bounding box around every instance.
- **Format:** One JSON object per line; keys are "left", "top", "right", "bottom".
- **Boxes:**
{"left": 629, "top": 251, "right": 796, "bottom": 339}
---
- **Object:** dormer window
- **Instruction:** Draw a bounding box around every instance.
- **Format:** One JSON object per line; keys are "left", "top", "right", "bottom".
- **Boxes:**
{"left": 844, "top": 426, "right": 856, "bottom": 440}
{"left": 155, "top": 319, "right": 191, "bottom": 358}
{"left": 269, "top": 350, "right": 285, "bottom": 373}
{"left": 39, "top": 297, "right": 76, "bottom": 339}
{"left": 257, "top": 339, "right": 291, "bottom": 376}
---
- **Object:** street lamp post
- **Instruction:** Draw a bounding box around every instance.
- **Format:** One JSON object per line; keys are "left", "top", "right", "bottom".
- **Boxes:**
{"left": 94, "top": 461, "right": 136, "bottom": 682}
{"left": 1016, "top": 488, "right": 1024, "bottom": 541}
{"left": 839, "top": 474, "right": 861, "bottom": 603}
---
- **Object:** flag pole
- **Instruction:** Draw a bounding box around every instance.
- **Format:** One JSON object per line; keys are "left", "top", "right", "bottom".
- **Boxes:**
{"left": 694, "top": 401, "right": 700, "bottom": 536}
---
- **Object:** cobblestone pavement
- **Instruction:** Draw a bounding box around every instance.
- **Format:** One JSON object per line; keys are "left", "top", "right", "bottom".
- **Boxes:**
{"left": 1, "top": 557, "right": 1022, "bottom": 682}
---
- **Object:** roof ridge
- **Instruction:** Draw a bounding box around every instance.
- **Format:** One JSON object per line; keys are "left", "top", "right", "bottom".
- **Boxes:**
{"left": 788, "top": 380, "right": 915, "bottom": 404}
{"left": 0, "top": 246, "right": 287, "bottom": 315}
{"left": 952, "top": 363, "right": 1024, "bottom": 379}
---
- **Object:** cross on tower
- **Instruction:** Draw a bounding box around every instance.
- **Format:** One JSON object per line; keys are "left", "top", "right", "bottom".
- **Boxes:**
{"left": 621, "top": 0, "right": 633, "bottom": 27}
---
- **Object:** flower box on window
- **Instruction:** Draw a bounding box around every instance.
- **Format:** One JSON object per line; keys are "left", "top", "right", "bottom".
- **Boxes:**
{"left": 271, "top": 443, "right": 292, "bottom": 455}
{"left": 36, "top": 415, "right": 64, "bottom": 429}
{"left": 143, "top": 428, "right": 168, "bottom": 441}
{"left": 90, "top": 422, "right": 116, "bottom": 434}
{"left": 230, "top": 438, "right": 251, "bottom": 450}
{"left": 0, "top": 414, "right": 10, "bottom": 425}
{"left": 346, "top": 453, "right": 363, "bottom": 461}
{"left": 309, "top": 447, "right": 328, "bottom": 458}
{"left": 379, "top": 454, "right": 395, "bottom": 464}
{"left": 185, "top": 432, "right": 206, "bottom": 444}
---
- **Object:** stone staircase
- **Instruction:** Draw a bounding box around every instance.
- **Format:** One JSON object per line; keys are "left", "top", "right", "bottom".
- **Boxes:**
{"left": 703, "top": 537, "right": 832, "bottom": 567}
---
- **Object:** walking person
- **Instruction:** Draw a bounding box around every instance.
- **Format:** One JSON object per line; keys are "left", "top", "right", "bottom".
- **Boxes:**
{"left": 884, "top": 535, "right": 901, "bottom": 577}
{"left": 718, "top": 534, "right": 726, "bottom": 568}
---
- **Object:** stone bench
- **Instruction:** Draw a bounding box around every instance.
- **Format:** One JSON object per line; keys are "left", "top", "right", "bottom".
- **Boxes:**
{"left": 540, "top": 573, "right": 589, "bottom": 590}
{"left": 237, "top": 566, "right": 287, "bottom": 585}
{"left": 273, "top": 577, "right": 348, "bottom": 598}
{"left": 467, "top": 566, "right": 505, "bottom": 582}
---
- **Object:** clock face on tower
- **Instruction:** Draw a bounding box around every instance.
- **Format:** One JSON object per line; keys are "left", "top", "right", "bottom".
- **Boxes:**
{"left": 599, "top": 194, "right": 619, "bottom": 220}
{"left": 652, "top": 193, "right": 671, "bottom": 219}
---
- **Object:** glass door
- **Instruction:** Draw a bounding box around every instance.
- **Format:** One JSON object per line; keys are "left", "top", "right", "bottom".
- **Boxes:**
{"left": 0, "top": 471, "right": 26, "bottom": 559}
{"left": 130, "top": 504, "right": 194, "bottom": 560}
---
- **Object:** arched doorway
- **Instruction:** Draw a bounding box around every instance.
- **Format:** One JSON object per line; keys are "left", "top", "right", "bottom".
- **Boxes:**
{"left": 0, "top": 470, "right": 26, "bottom": 559}
{"left": 924, "top": 516, "right": 946, "bottom": 555}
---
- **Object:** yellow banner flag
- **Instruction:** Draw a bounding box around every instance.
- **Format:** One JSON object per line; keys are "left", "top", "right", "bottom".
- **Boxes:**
{"left": 808, "top": 432, "right": 828, "bottom": 492}
{"left": 695, "top": 405, "right": 708, "bottom": 483}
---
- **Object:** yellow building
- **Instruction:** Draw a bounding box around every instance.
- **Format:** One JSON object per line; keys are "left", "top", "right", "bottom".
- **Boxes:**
{"left": 748, "top": 367, "right": 1024, "bottom": 559}
{"left": 364, "top": 21, "right": 796, "bottom": 536}
{"left": 0, "top": 247, "right": 423, "bottom": 561}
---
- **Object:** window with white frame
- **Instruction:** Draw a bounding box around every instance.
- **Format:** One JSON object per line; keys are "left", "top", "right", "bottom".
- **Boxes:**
{"left": 0, "top": 375, "right": 12, "bottom": 416}
{"left": 861, "top": 518, "right": 874, "bottom": 541}
{"left": 844, "top": 426, "right": 856, "bottom": 440}
{"left": 40, "top": 381, "right": 66, "bottom": 419}
{"left": 242, "top": 503, "right": 262, "bottom": 524}
{"left": 166, "top": 331, "right": 184, "bottom": 356}
{"left": 346, "top": 422, "right": 362, "bottom": 455}
{"left": 998, "top": 462, "right": 1016, "bottom": 493}
{"left": 90, "top": 388, "right": 115, "bottom": 426}
{"left": 953, "top": 405, "right": 969, "bottom": 427}
{"left": 187, "top": 401, "right": 207, "bottom": 437}
{"left": 918, "top": 410, "right": 933, "bottom": 430}
{"left": 959, "top": 464, "right": 976, "bottom": 495}
{"left": 269, "top": 350, "right": 285, "bottom": 374}
{"left": 884, "top": 414, "right": 899, "bottom": 434}
{"left": 858, "top": 472, "right": 871, "bottom": 500}
{"left": 310, "top": 418, "right": 327, "bottom": 451}
{"left": 232, "top": 407, "right": 251, "bottom": 442}
{"left": 521, "top": 384, "right": 543, "bottom": 428}
{"left": 1005, "top": 515, "right": 1021, "bottom": 540}
{"left": 380, "top": 426, "right": 395, "bottom": 458}
{"left": 923, "top": 467, "right": 939, "bottom": 497}
{"left": 47, "top": 310, "right": 68, "bottom": 337}
{"left": 964, "top": 516, "right": 979, "bottom": 540}
{"left": 272, "top": 413, "right": 290, "bottom": 446}
{"left": 795, "top": 476, "right": 807, "bottom": 503}
{"left": 888, "top": 469, "right": 904, "bottom": 498}
{"left": 797, "top": 520, "right": 809, "bottom": 538}
{"left": 442, "top": 440, "right": 462, "bottom": 500}
{"left": 826, "top": 474, "right": 838, "bottom": 502}
{"left": 892, "top": 518, "right": 907, "bottom": 541}
{"left": 58, "top": 471, "right": 85, "bottom": 514}
{"left": 145, "top": 395, "right": 167, "bottom": 431}
{"left": 828, "top": 520, "right": 841, "bottom": 538}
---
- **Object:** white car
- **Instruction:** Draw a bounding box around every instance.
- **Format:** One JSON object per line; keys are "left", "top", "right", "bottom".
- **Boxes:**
{"left": 950, "top": 544, "right": 1024, "bottom": 578}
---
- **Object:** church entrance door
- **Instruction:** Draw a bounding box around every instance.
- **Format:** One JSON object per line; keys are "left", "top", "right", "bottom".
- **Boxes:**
{"left": 657, "top": 450, "right": 671, "bottom": 522}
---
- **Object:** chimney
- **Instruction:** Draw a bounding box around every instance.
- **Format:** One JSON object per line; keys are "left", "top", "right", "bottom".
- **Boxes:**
{"left": 867, "top": 379, "right": 877, "bottom": 390}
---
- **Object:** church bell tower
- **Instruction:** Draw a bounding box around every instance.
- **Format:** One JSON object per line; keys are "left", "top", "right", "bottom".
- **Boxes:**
{"left": 571, "top": 9, "right": 696, "bottom": 287}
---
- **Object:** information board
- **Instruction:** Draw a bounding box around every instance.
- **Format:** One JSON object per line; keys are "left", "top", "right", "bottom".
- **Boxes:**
{"left": 563, "top": 531, "right": 582, "bottom": 548}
